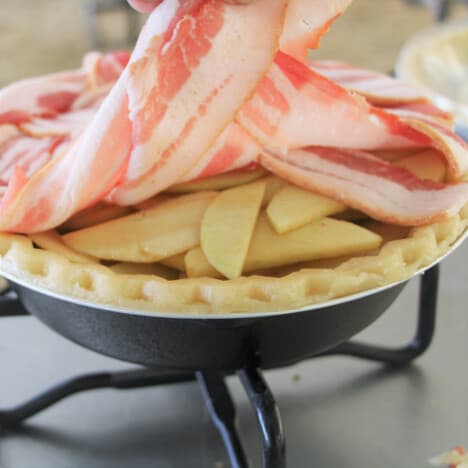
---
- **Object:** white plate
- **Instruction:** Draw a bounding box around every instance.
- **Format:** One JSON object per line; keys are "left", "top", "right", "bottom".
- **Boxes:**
{"left": 396, "top": 19, "right": 468, "bottom": 128}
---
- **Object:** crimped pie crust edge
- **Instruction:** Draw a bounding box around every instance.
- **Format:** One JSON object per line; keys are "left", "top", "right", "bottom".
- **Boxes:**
{"left": 0, "top": 204, "right": 466, "bottom": 315}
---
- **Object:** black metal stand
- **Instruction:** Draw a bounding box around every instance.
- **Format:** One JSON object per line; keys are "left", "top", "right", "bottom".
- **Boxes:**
{"left": 0, "top": 265, "right": 439, "bottom": 468}
{"left": 319, "top": 265, "right": 438, "bottom": 364}
{"left": 197, "top": 371, "right": 250, "bottom": 468}
{"left": 0, "top": 369, "right": 194, "bottom": 428}
{"left": 239, "top": 366, "right": 286, "bottom": 468}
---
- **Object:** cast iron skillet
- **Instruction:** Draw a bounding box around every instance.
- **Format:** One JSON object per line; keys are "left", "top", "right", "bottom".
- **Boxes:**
{"left": 8, "top": 277, "right": 405, "bottom": 371}
{"left": 2, "top": 232, "right": 466, "bottom": 371}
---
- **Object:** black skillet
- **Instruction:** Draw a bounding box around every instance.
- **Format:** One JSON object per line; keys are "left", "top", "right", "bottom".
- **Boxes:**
{"left": 10, "top": 277, "right": 405, "bottom": 371}
{"left": 0, "top": 271, "right": 423, "bottom": 371}
{"left": 1, "top": 230, "right": 466, "bottom": 371}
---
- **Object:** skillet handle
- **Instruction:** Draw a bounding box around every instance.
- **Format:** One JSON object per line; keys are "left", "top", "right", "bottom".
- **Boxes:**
{"left": 0, "top": 287, "right": 28, "bottom": 317}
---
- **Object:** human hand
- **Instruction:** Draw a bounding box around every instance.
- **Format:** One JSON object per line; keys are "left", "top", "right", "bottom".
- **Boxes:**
{"left": 127, "top": 0, "right": 160, "bottom": 13}
{"left": 127, "top": 0, "right": 253, "bottom": 13}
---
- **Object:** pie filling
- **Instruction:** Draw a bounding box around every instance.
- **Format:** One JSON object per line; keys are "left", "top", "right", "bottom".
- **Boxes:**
{"left": 0, "top": 166, "right": 466, "bottom": 314}
{"left": 0, "top": 1, "right": 468, "bottom": 314}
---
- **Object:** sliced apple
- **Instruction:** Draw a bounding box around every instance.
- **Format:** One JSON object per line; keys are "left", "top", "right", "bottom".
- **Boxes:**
{"left": 393, "top": 149, "right": 446, "bottom": 182}
{"left": 166, "top": 168, "right": 267, "bottom": 193}
{"left": 360, "top": 220, "right": 411, "bottom": 243}
{"left": 133, "top": 194, "right": 173, "bottom": 211}
{"left": 61, "top": 203, "right": 133, "bottom": 231}
{"left": 159, "top": 253, "right": 187, "bottom": 272}
{"left": 201, "top": 181, "right": 266, "bottom": 279}
{"left": 185, "top": 247, "right": 223, "bottom": 279}
{"left": 266, "top": 186, "right": 347, "bottom": 234}
{"left": 299, "top": 256, "right": 354, "bottom": 270}
{"left": 62, "top": 192, "right": 217, "bottom": 262}
{"left": 243, "top": 214, "right": 382, "bottom": 273}
{"left": 261, "top": 175, "right": 289, "bottom": 207}
{"left": 29, "top": 230, "right": 98, "bottom": 264}
{"left": 252, "top": 256, "right": 353, "bottom": 275}
{"left": 374, "top": 149, "right": 418, "bottom": 162}
{"left": 333, "top": 209, "right": 368, "bottom": 222}
{"left": 109, "top": 262, "right": 179, "bottom": 280}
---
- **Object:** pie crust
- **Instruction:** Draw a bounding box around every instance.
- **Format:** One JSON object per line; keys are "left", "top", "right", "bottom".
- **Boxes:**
{"left": 0, "top": 202, "right": 466, "bottom": 315}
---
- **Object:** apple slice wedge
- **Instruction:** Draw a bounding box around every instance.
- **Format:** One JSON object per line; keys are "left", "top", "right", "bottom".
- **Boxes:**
{"left": 244, "top": 214, "right": 382, "bottom": 273}
{"left": 267, "top": 185, "right": 347, "bottom": 234}
{"left": 185, "top": 247, "right": 223, "bottom": 279}
{"left": 159, "top": 253, "right": 187, "bottom": 272}
{"left": 393, "top": 149, "right": 446, "bottom": 182}
{"left": 62, "top": 192, "right": 217, "bottom": 262}
{"left": 109, "top": 262, "right": 179, "bottom": 280}
{"left": 29, "top": 230, "right": 98, "bottom": 264}
{"left": 184, "top": 213, "right": 383, "bottom": 277}
{"left": 61, "top": 203, "right": 133, "bottom": 232}
{"left": 166, "top": 168, "right": 267, "bottom": 193}
{"left": 201, "top": 181, "right": 266, "bottom": 279}
{"left": 261, "top": 176, "right": 289, "bottom": 207}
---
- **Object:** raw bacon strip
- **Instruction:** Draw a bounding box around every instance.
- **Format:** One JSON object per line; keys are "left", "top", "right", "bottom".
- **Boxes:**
{"left": 385, "top": 103, "right": 453, "bottom": 127}
{"left": 280, "top": 0, "right": 352, "bottom": 62}
{"left": 0, "top": 132, "right": 26, "bottom": 179}
{"left": 309, "top": 60, "right": 427, "bottom": 105}
{"left": 0, "top": 0, "right": 287, "bottom": 231}
{"left": 71, "top": 82, "right": 114, "bottom": 111}
{"left": 0, "top": 71, "right": 83, "bottom": 125}
{"left": 179, "top": 123, "right": 260, "bottom": 182}
{"left": 109, "top": 0, "right": 287, "bottom": 205}
{"left": 238, "top": 52, "right": 423, "bottom": 151}
{"left": 311, "top": 61, "right": 454, "bottom": 125}
{"left": 0, "top": 167, "right": 28, "bottom": 210}
{"left": 2, "top": 0, "right": 468, "bottom": 233}
{"left": 20, "top": 80, "right": 115, "bottom": 139}
{"left": 20, "top": 108, "right": 98, "bottom": 138}
{"left": 0, "top": 134, "right": 64, "bottom": 183}
{"left": 260, "top": 147, "right": 468, "bottom": 226}
{"left": 0, "top": 75, "right": 132, "bottom": 232}
{"left": 0, "top": 125, "right": 20, "bottom": 148}
{"left": 0, "top": 131, "right": 67, "bottom": 215}
{"left": 0, "top": 51, "right": 128, "bottom": 127}
{"left": 398, "top": 116, "right": 468, "bottom": 178}
{"left": 82, "top": 51, "right": 130, "bottom": 88}
{"left": 239, "top": 52, "right": 468, "bottom": 178}
{"left": 0, "top": 88, "right": 109, "bottom": 224}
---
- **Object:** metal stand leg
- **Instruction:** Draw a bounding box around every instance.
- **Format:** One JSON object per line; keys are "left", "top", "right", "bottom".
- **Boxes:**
{"left": 0, "top": 266, "right": 441, "bottom": 467}
{"left": 239, "top": 366, "right": 286, "bottom": 468}
{"left": 0, "top": 369, "right": 194, "bottom": 428}
{"left": 320, "top": 265, "right": 439, "bottom": 365}
{"left": 0, "top": 289, "right": 28, "bottom": 317}
{"left": 197, "top": 372, "right": 249, "bottom": 468}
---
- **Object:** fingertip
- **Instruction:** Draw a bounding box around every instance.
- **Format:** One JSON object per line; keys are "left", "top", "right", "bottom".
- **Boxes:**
{"left": 127, "top": 0, "right": 160, "bottom": 13}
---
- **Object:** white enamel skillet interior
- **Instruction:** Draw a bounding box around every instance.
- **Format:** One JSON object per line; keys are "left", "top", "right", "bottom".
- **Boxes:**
{"left": 2, "top": 229, "right": 466, "bottom": 321}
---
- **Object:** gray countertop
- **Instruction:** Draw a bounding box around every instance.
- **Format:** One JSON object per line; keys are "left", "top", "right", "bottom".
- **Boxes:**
{"left": 0, "top": 241, "right": 467, "bottom": 468}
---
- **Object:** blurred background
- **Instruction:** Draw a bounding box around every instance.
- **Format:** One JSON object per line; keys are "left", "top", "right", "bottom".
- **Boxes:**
{"left": 0, "top": 0, "right": 467, "bottom": 87}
